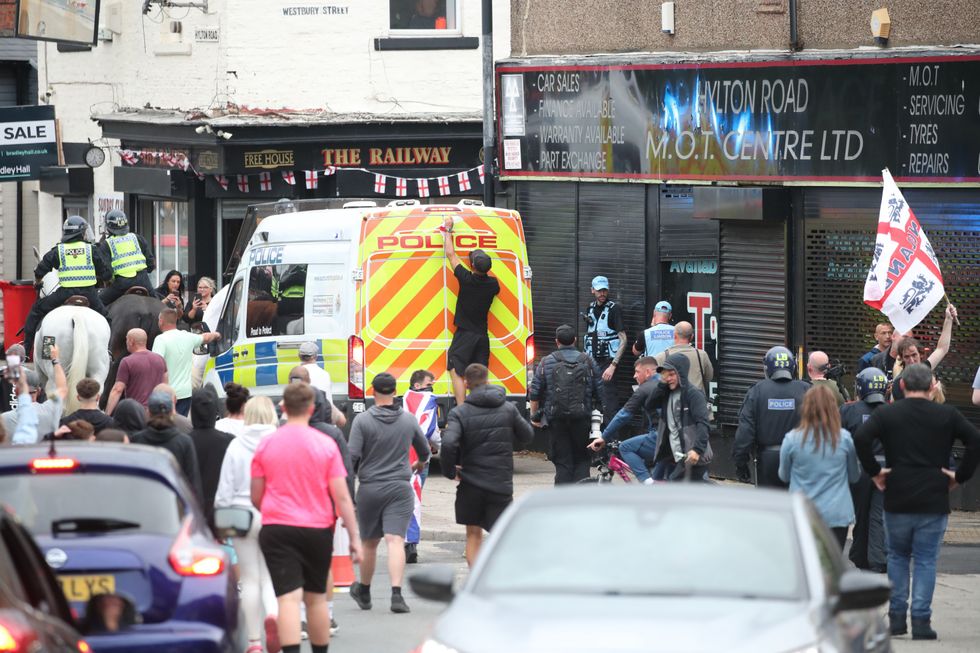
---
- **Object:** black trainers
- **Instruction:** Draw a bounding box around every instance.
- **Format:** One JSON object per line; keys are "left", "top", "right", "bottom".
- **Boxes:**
{"left": 911, "top": 618, "right": 937, "bottom": 640}
{"left": 390, "top": 593, "right": 410, "bottom": 614}
{"left": 405, "top": 542, "right": 419, "bottom": 564}
{"left": 330, "top": 618, "right": 339, "bottom": 635}
{"left": 349, "top": 582, "right": 372, "bottom": 610}
{"left": 889, "top": 612, "right": 908, "bottom": 636}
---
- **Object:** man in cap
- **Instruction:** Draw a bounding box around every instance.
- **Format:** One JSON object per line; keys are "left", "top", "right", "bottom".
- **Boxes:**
{"left": 132, "top": 390, "right": 203, "bottom": 498}
{"left": 1, "top": 344, "right": 67, "bottom": 443}
{"left": 443, "top": 216, "right": 500, "bottom": 407}
{"left": 583, "top": 276, "right": 627, "bottom": 426}
{"left": 299, "top": 341, "right": 345, "bottom": 427}
{"left": 732, "top": 346, "right": 811, "bottom": 487}
{"left": 644, "top": 352, "right": 712, "bottom": 482}
{"left": 632, "top": 300, "right": 675, "bottom": 359}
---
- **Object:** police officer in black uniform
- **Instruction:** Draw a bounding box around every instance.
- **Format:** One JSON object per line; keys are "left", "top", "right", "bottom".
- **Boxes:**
{"left": 732, "top": 346, "right": 811, "bottom": 488}
{"left": 842, "top": 367, "right": 889, "bottom": 572}
{"left": 583, "top": 276, "right": 626, "bottom": 426}
{"left": 22, "top": 216, "right": 111, "bottom": 358}
{"left": 98, "top": 209, "right": 156, "bottom": 305}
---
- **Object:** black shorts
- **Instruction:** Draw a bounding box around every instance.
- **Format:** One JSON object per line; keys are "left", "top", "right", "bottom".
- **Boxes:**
{"left": 448, "top": 329, "right": 490, "bottom": 375}
{"left": 258, "top": 524, "right": 334, "bottom": 596}
{"left": 455, "top": 481, "right": 512, "bottom": 531}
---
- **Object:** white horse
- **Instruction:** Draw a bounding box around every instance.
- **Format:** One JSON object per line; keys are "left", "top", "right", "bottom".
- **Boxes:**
{"left": 32, "top": 249, "right": 111, "bottom": 414}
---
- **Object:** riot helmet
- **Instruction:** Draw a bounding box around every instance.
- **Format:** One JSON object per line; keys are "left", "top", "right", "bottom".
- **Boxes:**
{"left": 105, "top": 209, "right": 129, "bottom": 235}
{"left": 764, "top": 346, "right": 795, "bottom": 381}
{"left": 855, "top": 367, "right": 888, "bottom": 404}
{"left": 62, "top": 215, "right": 89, "bottom": 243}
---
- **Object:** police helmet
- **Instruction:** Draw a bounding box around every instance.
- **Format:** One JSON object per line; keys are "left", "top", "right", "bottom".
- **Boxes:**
{"left": 105, "top": 209, "right": 129, "bottom": 235}
{"left": 764, "top": 346, "right": 795, "bottom": 381}
{"left": 856, "top": 367, "right": 888, "bottom": 404}
{"left": 62, "top": 215, "right": 89, "bottom": 243}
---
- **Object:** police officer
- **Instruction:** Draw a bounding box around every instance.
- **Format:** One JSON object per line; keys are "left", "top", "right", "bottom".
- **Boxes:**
{"left": 842, "top": 367, "right": 889, "bottom": 572}
{"left": 732, "top": 346, "right": 810, "bottom": 487}
{"left": 276, "top": 265, "right": 307, "bottom": 319}
{"left": 98, "top": 209, "right": 155, "bottom": 305}
{"left": 632, "top": 300, "right": 674, "bottom": 359}
{"left": 582, "top": 276, "right": 626, "bottom": 426}
{"left": 22, "top": 216, "right": 111, "bottom": 357}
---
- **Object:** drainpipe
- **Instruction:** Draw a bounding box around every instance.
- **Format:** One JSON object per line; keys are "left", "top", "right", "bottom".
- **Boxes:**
{"left": 481, "top": 0, "right": 495, "bottom": 206}
{"left": 789, "top": 0, "right": 800, "bottom": 51}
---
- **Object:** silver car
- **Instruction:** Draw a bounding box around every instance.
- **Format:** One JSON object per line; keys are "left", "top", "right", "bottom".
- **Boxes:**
{"left": 411, "top": 485, "right": 891, "bottom": 653}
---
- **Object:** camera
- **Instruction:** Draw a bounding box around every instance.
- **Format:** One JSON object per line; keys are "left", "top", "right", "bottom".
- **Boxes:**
{"left": 2, "top": 354, "right": 22, "bottom": 382}
{"left": 821, "top": 360, "right": 846, "bottom": 381}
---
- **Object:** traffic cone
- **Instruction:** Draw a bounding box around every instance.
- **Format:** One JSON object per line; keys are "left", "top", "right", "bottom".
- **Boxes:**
{"left": 331, "top": 518, "right": 355, "bottom": 587}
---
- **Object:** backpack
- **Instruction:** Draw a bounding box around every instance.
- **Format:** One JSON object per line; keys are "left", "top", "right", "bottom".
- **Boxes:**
{"left": 548, "top": 352, "right": 592, "bottom": 418}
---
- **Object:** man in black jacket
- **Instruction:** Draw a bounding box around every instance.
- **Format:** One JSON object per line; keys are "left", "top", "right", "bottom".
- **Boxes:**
{"left": 187, "top": 386, "right": 234, "bottom": 529}
{"left": 442, "top": 363, "right": 534, "bottom": 566}
{"left": 643, "top": 352, "right": 712, "bottom": 481}
{"left": 132, "top": 390, "right": 203, "bottom": 500}
{"left": 528, "top": 325, "right": 604, "bottom": 484}
{"left": 854, "top": 363, "right": 980, "bottom": 641}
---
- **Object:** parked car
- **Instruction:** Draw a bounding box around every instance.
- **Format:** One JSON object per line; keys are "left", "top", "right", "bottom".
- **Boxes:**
{"left": 410, "top": 484, "right": 892, "bottom": 653}
{"left": 0, "top": 504, "right": 91, "bottom": 652}
{"left": 0, "top": 443, "right": 240, "bottom": 652}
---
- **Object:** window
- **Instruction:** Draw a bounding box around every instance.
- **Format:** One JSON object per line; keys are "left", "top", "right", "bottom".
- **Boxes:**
{"left": 246, "top": 264, "right": 307, "bottom": 337}
{"left": 390, "top": 0, "right": 457, "bottom": 30}
{"left": 217, "top": 279, "right": 243, "bottom": 354}
{"left": 62, "top": 198, "right": 93, "bottom": 238}
{"left": 152, "top": 200, "right": 189, "bottom": 287}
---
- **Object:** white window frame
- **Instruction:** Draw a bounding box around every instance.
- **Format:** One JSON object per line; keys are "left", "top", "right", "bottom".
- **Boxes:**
{"left": 387, "top": 0, "right": 462, "bottom": 36}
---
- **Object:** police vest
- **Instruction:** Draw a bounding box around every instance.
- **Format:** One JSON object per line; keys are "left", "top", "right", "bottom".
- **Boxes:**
{"left": 644, "top": 323, "right": 675, "bottom": 358}
{"left": 584, "top": 301, "right": 620, "bottom": 361}
{"left": 107, "top": 233, "right": 147, "bottom": 278}
{"left": 279, "top": 285, "right": 305, "bottom": 299}
{"left": 56, "top": 243, "right": 97, "bottom": 288}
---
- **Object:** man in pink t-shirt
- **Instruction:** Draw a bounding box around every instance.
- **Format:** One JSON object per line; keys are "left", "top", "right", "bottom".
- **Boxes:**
{"left": 252, "top": 383, "right": 361, "bottom": 653}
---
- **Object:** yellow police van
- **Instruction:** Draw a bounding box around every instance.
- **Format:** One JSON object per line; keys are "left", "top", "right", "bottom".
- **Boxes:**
{"left": 201, "top": 199, "right": 534, "bottom": 419}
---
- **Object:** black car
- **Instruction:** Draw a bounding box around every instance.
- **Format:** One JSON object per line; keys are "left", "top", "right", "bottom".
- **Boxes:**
{"left": 0, "top": 504, "right": 90, "bottom": 652}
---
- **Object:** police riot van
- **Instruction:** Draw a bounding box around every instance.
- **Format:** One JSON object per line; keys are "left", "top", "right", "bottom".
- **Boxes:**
{"left": 201, "top": 199, "right": 534, "bottom": 420}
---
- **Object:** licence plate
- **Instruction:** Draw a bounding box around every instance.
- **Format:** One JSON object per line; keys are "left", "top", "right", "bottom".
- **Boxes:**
{"left": 58, "top": 574, "right": 116, "bottom": 602}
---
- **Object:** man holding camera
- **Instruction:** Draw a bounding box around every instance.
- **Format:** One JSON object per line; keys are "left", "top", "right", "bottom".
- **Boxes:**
{"left": 1, "top": 345, "right": 67, "bottom": 444}
{"left": 583, "top": 276, "right": 626, "bottom": 426}
{"left": 807, "top": 351, "right": 844, "bottom": 407}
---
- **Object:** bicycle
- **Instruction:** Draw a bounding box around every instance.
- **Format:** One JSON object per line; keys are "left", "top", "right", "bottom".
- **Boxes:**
{"left": 578, "top": 440, "right": 637, "bottom": 484}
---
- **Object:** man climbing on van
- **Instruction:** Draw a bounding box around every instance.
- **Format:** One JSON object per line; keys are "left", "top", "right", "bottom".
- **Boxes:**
{"left": 443, "top": 215, "right": 500, "bottom": 407}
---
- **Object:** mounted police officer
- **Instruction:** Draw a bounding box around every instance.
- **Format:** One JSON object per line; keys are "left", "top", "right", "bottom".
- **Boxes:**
{"left": 842, "top": 367, "right": 889, "bottom": 572}
{"left": 732, "top": 345, "right": 810, "bottom": 488}
{"left": 582, "top": 276, "right": 626, "bottom": 426}
{"left": 22, "top": 215, "right": 111, "bottom": 358}
{"left": 98, "top": 209, "right": 155, "bottom": 305}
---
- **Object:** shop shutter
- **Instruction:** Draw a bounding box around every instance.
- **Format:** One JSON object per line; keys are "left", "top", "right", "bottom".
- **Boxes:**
{"left": 0, "top": 68, "right": 17, "bottom": 107}
{"left": 515, "top": 182, "right": 578, "bottom": 359}
{"left": 718, "top": 221, "right": 787, "bottom": 426}
{"left": 660, "top": 185, "right": 719, "bottom": 259}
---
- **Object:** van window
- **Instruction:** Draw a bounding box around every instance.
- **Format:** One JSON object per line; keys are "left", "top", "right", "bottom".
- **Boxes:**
{"left": 247, "top": 264, "right": 307, "bottom": 337}
{"left": 217, "top": 279, "right": 243, "bottom": 354}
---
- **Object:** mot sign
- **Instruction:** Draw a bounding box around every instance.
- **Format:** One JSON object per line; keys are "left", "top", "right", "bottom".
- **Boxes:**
{"left": 0, "top": 105, "right": 58, "bottom": 181}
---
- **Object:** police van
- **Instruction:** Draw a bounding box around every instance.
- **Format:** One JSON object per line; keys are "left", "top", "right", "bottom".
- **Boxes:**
{"left": 201, "top": 199, "right": 534, "bottom": 420}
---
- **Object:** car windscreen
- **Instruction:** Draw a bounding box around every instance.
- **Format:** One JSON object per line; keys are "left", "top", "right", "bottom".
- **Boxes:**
{"left": 0, "top": 474, "right": 184, "bottom": 537}
{"left": 474, "top": 502, "right": 806, "bottom": 600}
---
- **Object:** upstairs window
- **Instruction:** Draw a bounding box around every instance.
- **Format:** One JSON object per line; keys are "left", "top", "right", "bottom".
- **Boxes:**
{"left": 389, "top": 0, "right": 458, "bottom": 31}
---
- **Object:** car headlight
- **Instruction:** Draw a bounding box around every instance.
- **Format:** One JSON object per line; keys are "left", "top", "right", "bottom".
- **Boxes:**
{"left": 417, "top": 639, "right": 461, "bottom": 653}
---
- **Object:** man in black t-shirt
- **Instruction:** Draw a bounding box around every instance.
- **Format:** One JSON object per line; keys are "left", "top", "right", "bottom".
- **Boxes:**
{"left": 443, "top": 217, "right": 500, "bottom": 406}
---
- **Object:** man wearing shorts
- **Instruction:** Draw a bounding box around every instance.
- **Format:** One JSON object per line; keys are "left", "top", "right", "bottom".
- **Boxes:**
{"left": 443, "top": 215, "right": 500, "bottom": 406}
{"left": 441, "top": 363, "right": 534, "bottom": 566}
{"left": 348, "top": 373, "right": 431, "bottom": 614}
{"left": 251, "top": 383, "right": 361, "bottom": 653}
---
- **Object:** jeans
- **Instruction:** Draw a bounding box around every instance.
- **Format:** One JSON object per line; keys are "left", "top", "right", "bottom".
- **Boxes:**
{"left": 619, "top": 431, "right": 658, "bottom": 482}
{"left": 884, "top": 512, "right": 948, "bottom": 619}
{"left": 597, "top": 361, "right": 619, "bottom": 427}
{"left": 549, "top": 415, "right": 592, "bottom": 484}
{"left": 175, "top": 396, "right": 192, "bottom": 417}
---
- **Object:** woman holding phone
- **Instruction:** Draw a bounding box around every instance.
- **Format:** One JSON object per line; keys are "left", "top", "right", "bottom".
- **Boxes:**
{"left": 185, "top": 276, "right": 217, "bottom": 324}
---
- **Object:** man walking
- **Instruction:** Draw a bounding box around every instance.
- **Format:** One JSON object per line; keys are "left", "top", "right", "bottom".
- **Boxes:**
{"left": 806, "top": 351, "right": 844, "bottom": 406}
{"left": 529, "top": 325, "right": 604, "bottom": 484}
{"left": 348, "top": 373, "right": 431, "bottom": 614}
{"left": 402, "top": 369, "right": 441, "bottom": 564}
{"left": 632, "top": 300, "right": 674, "bottom": 359}
{"left": 61, "top": 378, "right": 115, "bottom": 434}
{"left": 732, "top": 346, "right": 811, "bottom": 487}
{"left": 132, "top": 390, "right": 203, "bottom": 499}
{"left": 644, "top": 353, "right": 712, "bottom": 482}
{"left": 443, "top": 216, "right": 500, "bottom": 407}
{"left": 441, "top": 363, "right": 534, "bottom": 566}
{"left": 251, "top": 382, "right": 361, "bottom": 653}
{"left": 653, "top": 321, "right": 713, "bottom": 399}
{"left": 106, "top": 328, "right": 167, "bottom": 413}
{"left": 854, "top": 363, "right": 980, "bottom": 640}
{"left": 583, "top": 276, "right": 626, "bottom": 426}
{"left": 151, "top": 308, "right": 220, "bottom": 415}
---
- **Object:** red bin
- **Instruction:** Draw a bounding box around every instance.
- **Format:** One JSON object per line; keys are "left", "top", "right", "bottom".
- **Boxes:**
{"left": 0, "top": 280, "right": 37, "bottom": 352}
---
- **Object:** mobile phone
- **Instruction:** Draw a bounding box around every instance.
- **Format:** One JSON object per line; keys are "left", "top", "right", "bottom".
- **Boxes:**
{"left": 4, "top": 354, "right": 20, "bottom": 381}
{"left": 42, "top": 336, "right": 55, "bottom": 360}
{"left": 193, "top": 293, "right": 203, "bottom": 303}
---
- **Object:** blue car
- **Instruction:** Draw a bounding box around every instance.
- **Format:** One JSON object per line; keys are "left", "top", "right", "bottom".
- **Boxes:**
{"left": 0, "top": 442, "right": 240, "bottom": 652}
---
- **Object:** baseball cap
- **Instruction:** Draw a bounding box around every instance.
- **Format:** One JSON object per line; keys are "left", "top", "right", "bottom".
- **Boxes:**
{"left": 147, "top": 390, "right": 173, "bottom": 416}
{"left": 555, "top": 324, "right": 576, "bottom": 345}
{"left": 469, "top": 249, "right": 492, "bottom": 273}
{"left": 25, "top": 370, "right": 41, "bottom": 390}
{"left": 656, "top": 359, "right": 679, "bottom": 374}
{"left": 655, "top": 300, "right": 672, "bottom": 314}
{"left": 591, "top": 276, "right": 609, "bottom": 291}
{"left": 372, "top": 372, "right": 397, "bottom": 395}
{"left": 299, "top": 341, "right": 319, "bottom": 358}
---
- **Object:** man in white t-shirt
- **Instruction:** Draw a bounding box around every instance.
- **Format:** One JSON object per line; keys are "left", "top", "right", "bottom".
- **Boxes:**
{"left": 151, "top": 308, "right": 220, "bottom": 416}
{"left": 299, "top": 341, "right": 346, "bottom": 427}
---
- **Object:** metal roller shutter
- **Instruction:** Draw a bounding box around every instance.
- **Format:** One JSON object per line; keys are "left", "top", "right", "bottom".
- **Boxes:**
{"left": 660, "top": 185, "right": 719, "bottom": 259}
{"left": 0, "top": 68, "right": 17, "bottom": 107}
{"left": 718, "top": 221, "right": 787, "bottom": 426}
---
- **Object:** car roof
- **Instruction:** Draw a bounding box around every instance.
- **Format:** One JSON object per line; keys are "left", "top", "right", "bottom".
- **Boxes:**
{"left": 0, "top": 442, "right": 185, "bottom": 484}
{"left": 518, "top": 484, "right": 800, "bottom": 512}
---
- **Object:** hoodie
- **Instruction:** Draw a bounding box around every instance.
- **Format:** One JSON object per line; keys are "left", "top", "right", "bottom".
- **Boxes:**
{"left": 215, "top": 422, "right": 276, "bottom": 509}
{"left": 643, "top": 352, "right": 712, "bottom": 468}
{"left": 309, "top": 387, "right": 355, "bottom": 498}
{"left": 188, "top": 387, "right": 234, "bottom": 525}
{"left": 132, "top": 421, "right": 204, "bottom": 500}
{"left": 441, "top": 384, "right": 534, "bottom": 494}
{"left": 111, "top": 399, "right": 146, "bottom": 437}
{"left": 348, "top": 404, "right": 430, "bottom": 485}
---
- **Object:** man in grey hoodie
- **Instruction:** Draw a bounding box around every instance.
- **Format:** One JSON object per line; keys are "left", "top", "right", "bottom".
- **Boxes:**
{"left": 348, "top": 372, "right": 430, "bottom": 614}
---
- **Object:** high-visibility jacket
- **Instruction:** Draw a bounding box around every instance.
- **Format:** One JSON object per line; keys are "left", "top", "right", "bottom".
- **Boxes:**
{"left": 107, "top": 233, "right": 147, "bottom": 278}
{"left": 57, "top": 243, "right": 98, "bottom": 288}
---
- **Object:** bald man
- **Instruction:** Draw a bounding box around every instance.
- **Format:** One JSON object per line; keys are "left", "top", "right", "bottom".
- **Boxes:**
{"left": 654, "top": 321, "right": 713, "bottom": 399}
{"left": 807, "top": 351, "right": 844, "bottom": 406}
{"left": 106, "top": 328, "right": 169, "bottom": 414}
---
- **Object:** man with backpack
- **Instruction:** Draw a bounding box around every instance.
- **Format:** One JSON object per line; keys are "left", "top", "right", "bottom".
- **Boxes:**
{"left": 529, "top": 324, "right": 604, "bottom": 484}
